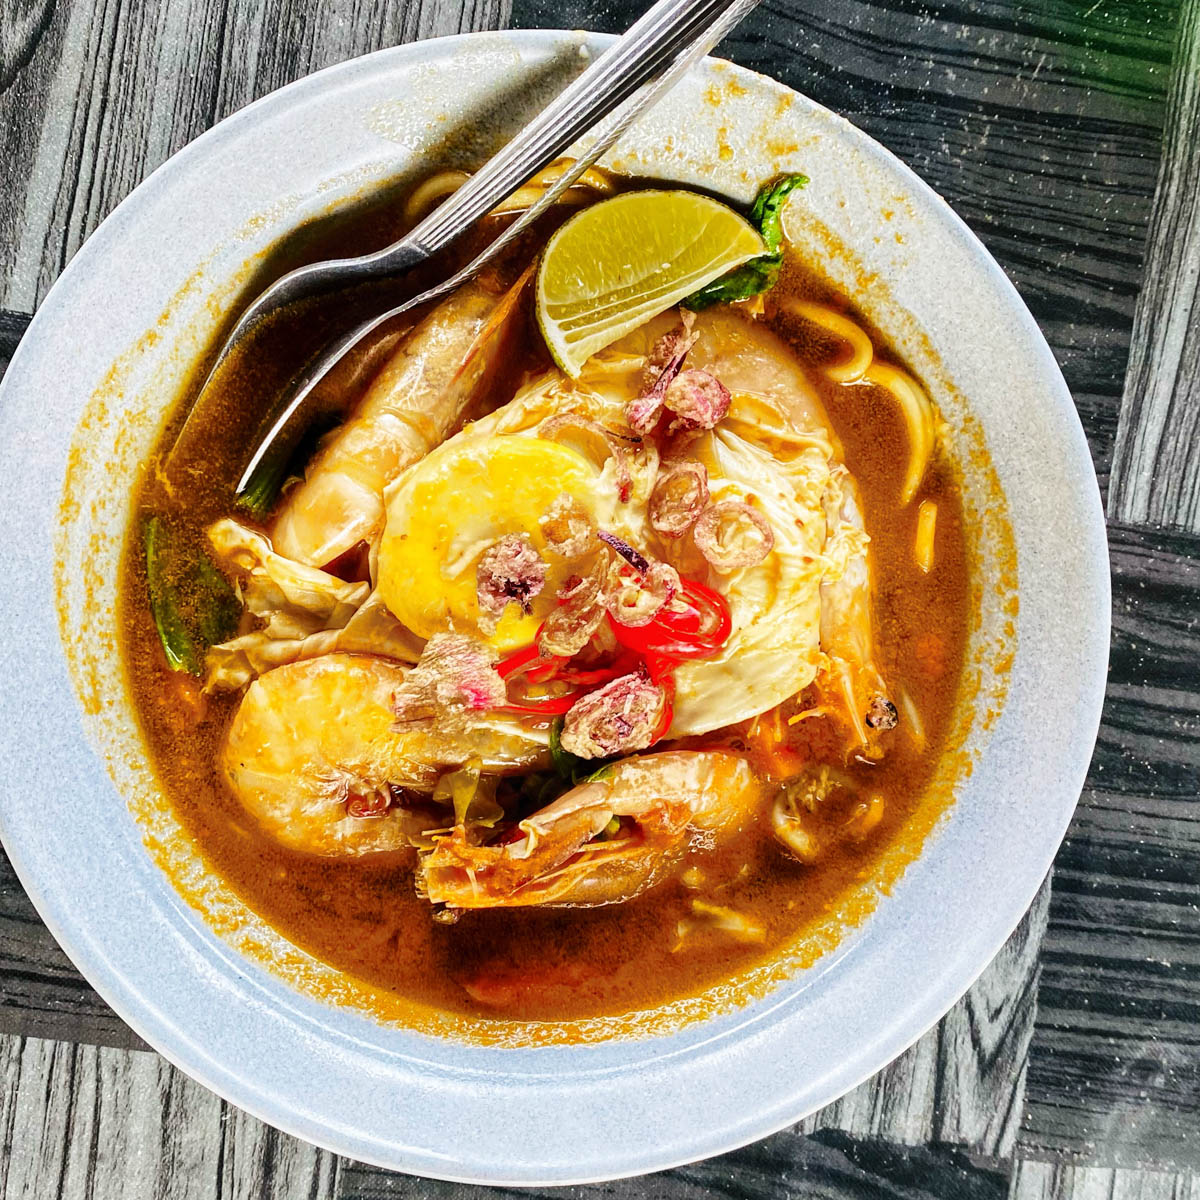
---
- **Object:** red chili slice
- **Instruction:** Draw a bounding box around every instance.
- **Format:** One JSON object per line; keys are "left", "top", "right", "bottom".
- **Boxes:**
{"left": 497, "top": 639, "right": 566, "bottom": 681}
{"left": 609, "top": 578, "right": 731, "bottom": 662}
{"left": 665, "top": 579, "right": 732, "bottom": 649}
{"left": 496, "top": 573, "right": 727, "bottom": 727}
{"left": 496, "top": 628, "right": 579, "bottom": 712}
{"left": 497, "top": 642, "right": 539, "bottom": 679}
{"left": 643, "top": 653, "right": 677, "bottom": 685}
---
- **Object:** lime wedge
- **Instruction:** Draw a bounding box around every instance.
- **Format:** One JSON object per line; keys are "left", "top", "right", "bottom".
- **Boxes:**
{"left": 535, "top": 190, "right": 765, "bottom": 376}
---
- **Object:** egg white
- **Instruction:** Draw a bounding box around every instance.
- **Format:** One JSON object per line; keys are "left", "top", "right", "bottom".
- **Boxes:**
{"left": 378, "top": 306, "right": 863, "bottom": 736}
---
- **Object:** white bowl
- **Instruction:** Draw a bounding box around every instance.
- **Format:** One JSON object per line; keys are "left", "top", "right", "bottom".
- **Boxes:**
{"left": 0, "top": 31, "right": 1108, "bottom": 1184}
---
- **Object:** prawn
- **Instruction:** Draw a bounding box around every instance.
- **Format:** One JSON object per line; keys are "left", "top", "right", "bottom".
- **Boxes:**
{"left": 457, "top": 305, "right": 893, "bottom": 742}
{"left": 417, "top": 751, "right": 761, "bottom": 908}
{"left": 221, "top": 653, "right": 547, "bottom": 855}
{"left": 271, "top": 270, "right": 530, "bottom": 569}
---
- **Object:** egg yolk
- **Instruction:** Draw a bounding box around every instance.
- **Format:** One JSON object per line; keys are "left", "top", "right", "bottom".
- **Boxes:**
{"left": 377, "top": 435, "right": 598, "bottom": 651}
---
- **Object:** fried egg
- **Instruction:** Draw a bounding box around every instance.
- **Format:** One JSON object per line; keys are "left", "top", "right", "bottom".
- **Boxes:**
{"left": 379, "top": 306, "right": 866, "bottom": 735}
{"left": 378, "top": 436, "right": 599, "bottom": 652}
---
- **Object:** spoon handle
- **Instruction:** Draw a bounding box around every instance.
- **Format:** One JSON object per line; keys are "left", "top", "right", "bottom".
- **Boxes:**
{"left": 436, "top": 0, "right": 762, "bottom": 293}
{"left": 232, "top": 4, "right": 761, "bottom": 498}
{"left": 379, "top": 0, "right": 757, "bottom": 268}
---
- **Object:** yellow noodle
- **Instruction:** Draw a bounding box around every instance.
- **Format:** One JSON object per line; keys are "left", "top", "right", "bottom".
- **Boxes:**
{"left": 776, "top": 298, "right": 937, "bottom": 505}
{"left": 781, "top": 298, "right": 874, "bottom": 383}
{"left": 914, "top": 498, "right": 938, "bottom": 573}
{"left": 525, "top": 158, "right": 617, "bottom": 195}
{"left": 402, "top": 169, "right": 471, "bottom": 225}
{"left": 491, "top": 185, "right": 597, "bottom": 214}
{"left": 404, "top": 159, "right": 614, "bottom": 225}
{"left": 787, "top": 704, "right": 833, "bottom": 725}
{"left": 862, "top": 360, "right": 935, "bottom": 505}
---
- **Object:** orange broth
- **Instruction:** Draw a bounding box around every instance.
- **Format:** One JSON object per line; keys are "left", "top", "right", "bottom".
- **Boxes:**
{"left": 117, "top": 179, "right": 971, "bottom": 1022}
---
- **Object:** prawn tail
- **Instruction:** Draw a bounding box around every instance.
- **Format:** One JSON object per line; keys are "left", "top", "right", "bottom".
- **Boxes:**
{"left": 453, "top": 262, "right": 535, "bottom": 397}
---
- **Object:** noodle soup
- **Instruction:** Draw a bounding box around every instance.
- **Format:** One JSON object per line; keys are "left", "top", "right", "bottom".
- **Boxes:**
{"left": 119, "top": 167, "right": 970, "bottom": 1022}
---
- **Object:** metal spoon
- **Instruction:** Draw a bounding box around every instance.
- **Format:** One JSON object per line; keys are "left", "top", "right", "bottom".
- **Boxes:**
{"left": 168, "top": 0, "right": 762, "bottom": 495}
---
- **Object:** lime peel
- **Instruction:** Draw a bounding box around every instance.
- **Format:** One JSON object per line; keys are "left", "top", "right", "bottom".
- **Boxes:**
{"left": 536, "top": 190, "right": 766, "bottom": 376}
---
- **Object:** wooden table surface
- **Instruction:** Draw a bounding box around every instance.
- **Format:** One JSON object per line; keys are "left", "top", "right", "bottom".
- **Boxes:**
{"left": 1, "top": 0, "right": 1198, "bottom": 1196}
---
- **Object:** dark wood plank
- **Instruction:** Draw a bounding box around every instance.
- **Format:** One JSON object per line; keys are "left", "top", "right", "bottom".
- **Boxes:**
{"left": 0, "top": 311, "right": 30, "bottom": 374}
{"left": 0, "top": 847, "right": 145, "bottom": 1051}
{"left": 511, "top": 0, "right": 1176, "bottom": 501}
{"left": 798, "top": 877, "right": 1051, "bottom": 1157}
{"left": 0, "top": 1033, "right": 340, "bottom": 1199}
{"left": 218, "top": 1099, "right": 342, "bottom": 1200}
{"left": 1109, "top": 0, "right": 1200, "bottom": 534}
{"left": 0, "top": 0, "right": 512, "bottom": 311}
{"left": 340, "top": 1130, "right": 1011, "bottom": 1200}
{"left": 1010, "top": 1160, "right": 1199, "bottom": 1200}
{"left": 1020, "top": 522, "right": 1200, "bottom": 1168}
{"left": 0, "top": 2, "right": 54, "bottom": 93}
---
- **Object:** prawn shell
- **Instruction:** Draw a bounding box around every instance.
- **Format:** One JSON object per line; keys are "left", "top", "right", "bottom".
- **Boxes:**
{"left": 418, "top": 750, "right": 761, "bottom": 907}
{"left": 271, "top": 275, "right": 528, "bottom": 569}
{"left": 221, "top": 653, "right": 548, "bottom": 856}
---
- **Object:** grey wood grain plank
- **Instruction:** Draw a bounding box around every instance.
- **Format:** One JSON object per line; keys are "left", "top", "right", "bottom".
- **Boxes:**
{"left": 0, "top": 2, "right": 53, "bottom": 93}
{"left": 1020, "top": 522, "right": 1200, "bottom": 1169}
{"left": 0, "top": 845, "right": 146, "bottom": 1051}
{"left": 340, "top": 1130, "right": 1012, "bottom": 1200}
{"left": 511, "top": 0, "right": 1176, "bottom": 501}
{"left": 1010, "top": 1161, "right": 1199, "bottom": 1200}
{"left": 218, "top": 1104, "right": 341, "bottom": 1200}
{"left": 797, "top": 875, "right": 1051, "bottom": 1157}
{"left": 336, "top": 880, "right": 1048, "bottom": 1195}
{"left": 0, "top": 0, "right": 512, "bottom": 312}
{"left": 0, "top": 311, "right": 30, "bottom": 376}
{"left": 1109, "top": 0, "right": 1200, "bottom": 534}
{"left": 0, "top": 1032, "right": 339, "bottom": 1200}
